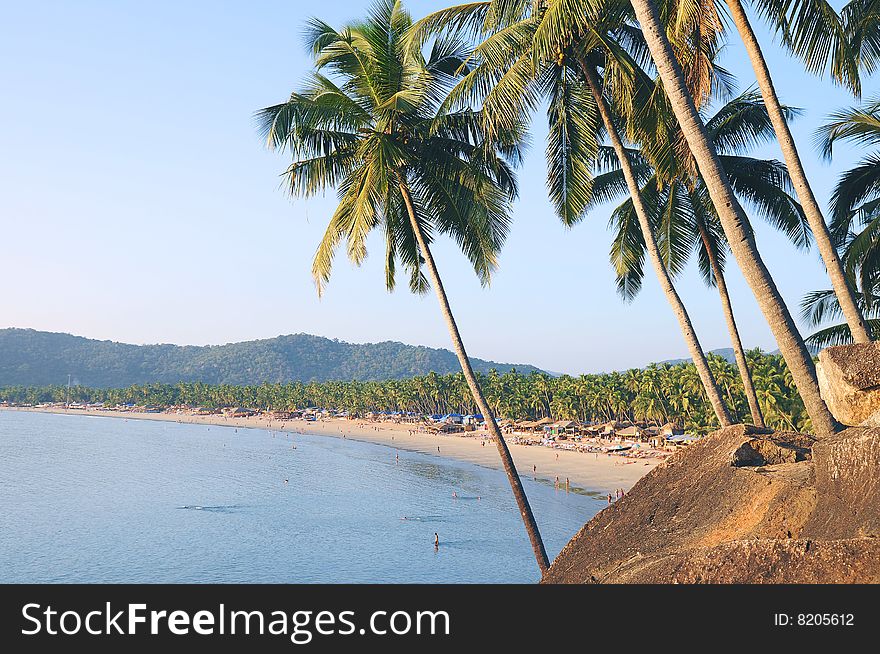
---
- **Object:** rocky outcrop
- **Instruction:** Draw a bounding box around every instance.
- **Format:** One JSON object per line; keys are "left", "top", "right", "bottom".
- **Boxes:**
{"left": 817, "top": 343, "right": 880, "bottom": 427}
{"left": 543, "top": 424, "right": 880, "bottom": 584}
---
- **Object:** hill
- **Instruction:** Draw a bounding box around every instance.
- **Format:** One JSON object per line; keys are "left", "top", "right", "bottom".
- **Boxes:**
{"left": 0, "top": 329, "right": 543, "bottom": 388}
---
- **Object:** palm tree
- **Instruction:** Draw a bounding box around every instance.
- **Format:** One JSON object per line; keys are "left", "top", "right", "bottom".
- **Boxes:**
{"left": 696, "top": 0, "right": 874, "bottom": 343}
{"left": 801, "top": 96, "right": 880, "bottom": 345}
{"left": 410, "top": 0, "right": 735, "bottom": 427}
{"left": 256, "top": 0, "right": 550, "bottom": 573}
{"left": 597, "top": 91, "right": 818, "bottom": 427}
{"left": 801, "top": 96, "right": 880, "bottom": 347}
{"left": 626, "top": 0, "right": 840, "bottom": 437}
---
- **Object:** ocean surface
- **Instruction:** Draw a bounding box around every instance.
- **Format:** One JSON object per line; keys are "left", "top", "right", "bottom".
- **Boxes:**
{"left": 0, "top": 411, "right": 604, "bottom": 583}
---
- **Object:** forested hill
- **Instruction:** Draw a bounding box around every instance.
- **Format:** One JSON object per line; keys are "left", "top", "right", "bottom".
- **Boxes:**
{"left": 0, "top": 329, "right": 543, "bottom": 387}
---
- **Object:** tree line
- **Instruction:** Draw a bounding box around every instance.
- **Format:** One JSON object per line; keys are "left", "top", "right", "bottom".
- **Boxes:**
{"left": 0, "top": 350, "right": 808, "bottom": 434}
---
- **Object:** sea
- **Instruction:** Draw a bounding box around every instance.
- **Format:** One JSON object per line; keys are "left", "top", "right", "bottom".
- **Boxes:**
{"left": 0, "top": 410, "right": 604, "bottom": 583}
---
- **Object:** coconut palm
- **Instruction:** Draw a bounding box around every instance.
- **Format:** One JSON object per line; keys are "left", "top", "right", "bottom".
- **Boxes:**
{"left": 626, "top": 0, "right": 840, "bottom": 436}
{"left": 801, "top": 95, "right": 880, "bottom": 346}
{"left": 821, "top": 95, "right": 880, "bottom": 254}
{"left": 595, "top": 91, "right": 815, "bottom": 427}
{"left": 256, "top": 0, "right": 550, "bottom": 572}
{"left": 410, "top": 0, "right": 736, "bottom": 427}
{"left": 687, "top": 0, "right": 875, "bottom": 343}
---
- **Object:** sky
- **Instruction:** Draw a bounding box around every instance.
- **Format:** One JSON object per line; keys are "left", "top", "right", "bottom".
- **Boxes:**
{"left": 0, "top": 0, "right": 871, "bottom": 375}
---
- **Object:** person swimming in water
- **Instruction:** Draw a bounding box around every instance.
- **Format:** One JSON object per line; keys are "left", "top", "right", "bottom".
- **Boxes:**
{"left": 434, "top": 533, "right": 439, "bottom": 548}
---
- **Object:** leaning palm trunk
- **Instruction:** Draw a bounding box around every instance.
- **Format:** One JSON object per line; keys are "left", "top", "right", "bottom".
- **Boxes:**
{"left": 581, "top": 62, "right": 733, "bottom": 428}
{"left": 397, "top": 178, "right": 550, "bottom": 574}
{"left": 629, "top": 0, "right": 840, "bottom": 437}
{"left": 725, "top": 0, "right": 872, "bottom": 344}
{"left": 696, "top": 221, "right": 766, "bottom": 427}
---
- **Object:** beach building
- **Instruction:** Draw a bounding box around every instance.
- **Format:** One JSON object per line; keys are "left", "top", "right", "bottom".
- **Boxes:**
{"left": 548, "top": 420, "right": 579, "bottom": 437}
{"left": 660, "top": 422, "right": 685, "bottom": 437}
{"left": 616, "top": 425, "right": 641, "bottom": 440}
{"left": 225, "top": 407, "right": 256, "bottom": 418}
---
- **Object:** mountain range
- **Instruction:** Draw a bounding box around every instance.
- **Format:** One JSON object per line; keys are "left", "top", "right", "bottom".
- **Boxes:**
{"left": 0, "top": 329, "right": 542, "bottom": 387}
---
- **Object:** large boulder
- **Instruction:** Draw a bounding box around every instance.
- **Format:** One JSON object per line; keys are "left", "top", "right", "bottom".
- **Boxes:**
{"left": 817, "top": 343, "right": 880, "bottom": 427}
{"left": 543, "top": 424, "right": 880, "bottom": 583}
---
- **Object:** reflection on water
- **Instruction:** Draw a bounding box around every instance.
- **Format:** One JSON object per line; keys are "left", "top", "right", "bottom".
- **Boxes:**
{"left": 0, "top": 411, "right": 604, "bottom": 583}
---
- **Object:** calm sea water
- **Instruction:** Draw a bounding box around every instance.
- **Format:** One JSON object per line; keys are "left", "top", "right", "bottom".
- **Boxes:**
{"left": 0, "top": 411, "right": 603, "bottom": 583}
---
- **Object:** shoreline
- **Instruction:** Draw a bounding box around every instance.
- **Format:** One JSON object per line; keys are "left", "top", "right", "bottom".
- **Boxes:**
{"left": 1, "top": 406, "right": 662, "bottom": 493}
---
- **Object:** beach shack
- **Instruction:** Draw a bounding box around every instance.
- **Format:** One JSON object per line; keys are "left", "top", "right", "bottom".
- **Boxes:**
{"left": 660, "top": 422, "right": 685, "bottom": 437}
{"left": 616, "top": 425, "right": 641, "bottom": 440}
{"left": 549, "top": 420, "right": 579, "bottom": 437}
{"left": 225, "top": 407, "right": 256, "bottom": 418}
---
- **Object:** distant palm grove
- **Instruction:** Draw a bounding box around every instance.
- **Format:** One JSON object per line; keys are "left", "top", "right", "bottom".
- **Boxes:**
{"left": 0, "top": 350, "right": 808, "bottom": 434}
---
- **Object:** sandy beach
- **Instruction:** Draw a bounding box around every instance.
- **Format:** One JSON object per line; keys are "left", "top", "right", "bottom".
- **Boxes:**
{"left": 1, "top": 406, "right": 662, "bottom": 493}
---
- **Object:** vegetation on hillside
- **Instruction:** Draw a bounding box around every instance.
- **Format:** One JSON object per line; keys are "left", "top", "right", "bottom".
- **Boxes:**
{"left": 0, "top": 329, "right": 540, "bottom": 387}
{"left": 1, "top": 350, "right": 808, "bottom": 435}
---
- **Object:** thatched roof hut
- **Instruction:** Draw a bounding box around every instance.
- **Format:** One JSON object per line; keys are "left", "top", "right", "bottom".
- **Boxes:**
{"left": 617, "top": 425, "right": 641, "bottom": 438}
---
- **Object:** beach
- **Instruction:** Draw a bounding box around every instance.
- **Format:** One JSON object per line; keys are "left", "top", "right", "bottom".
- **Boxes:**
{"left": 1, "top": 406, "right": 662, "bottom": 493}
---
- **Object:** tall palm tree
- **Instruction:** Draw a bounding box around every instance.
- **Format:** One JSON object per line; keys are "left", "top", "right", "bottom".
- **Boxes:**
{"left": 410, "top": 0, "right": 735, "bottom": 427}
{"left": 595, "top": 91, "right": 815, "bottom": 427}
{"left": 256, "top": 0, "right": 550, "bottom": 573}
{"left": 821, "top": 96, "right": 880, "bottom": 277}
{"left": 702, "top": 0, "right": 874, "bottom": 343}
{"left": 802, "top": 95, "right": 880, "bottom": 345}
{"left": 626, "top": 0, "right": 840, "bottom": 437}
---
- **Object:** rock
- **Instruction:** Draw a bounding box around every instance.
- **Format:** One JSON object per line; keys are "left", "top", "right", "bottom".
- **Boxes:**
{"left": 543, "top": 425, "right": 880, "bottom": 584}
{"left": 805, "top": 427, "right": 880, "bottom": 539}
{"left": 817, "top": 343, "right": 880, "bottom": 427}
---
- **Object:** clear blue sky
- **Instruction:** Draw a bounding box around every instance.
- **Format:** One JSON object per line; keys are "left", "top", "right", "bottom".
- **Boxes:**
{"left": 0, "top": 1, "right": 868, "bottom": 375}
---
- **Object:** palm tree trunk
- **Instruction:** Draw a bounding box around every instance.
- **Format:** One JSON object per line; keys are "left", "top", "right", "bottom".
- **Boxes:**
{"left": 725, "top": 0, "right": 872, "bottom": 344}
{"left": 696, "top": 220, "right": 766, "bottom": 427}
{"left": 580, "top": 61, "right": 733, "bottom": 428}
{"left": 396, "top": 177, "right": 550, "bottom": 575}
{"left": 629, "top": 0, "right": 840, "bottom": 438}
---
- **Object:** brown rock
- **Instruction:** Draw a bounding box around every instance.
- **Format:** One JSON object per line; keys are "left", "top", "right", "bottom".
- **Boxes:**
{"left": 543, "top": 425, "right": 880, "bottom": 584}
{"left": 817, "top": 343, "right": 880, "bottom": 427}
